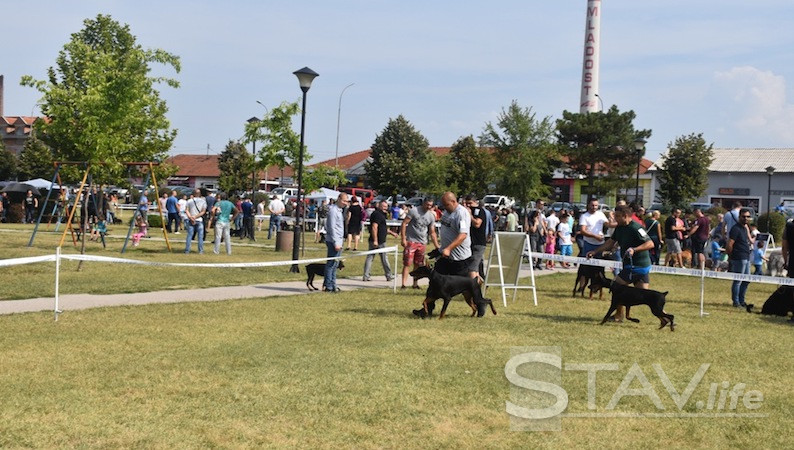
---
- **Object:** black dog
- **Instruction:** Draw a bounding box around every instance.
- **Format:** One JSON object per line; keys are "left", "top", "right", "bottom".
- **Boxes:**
{"left": 306, "top": 261, "right": 345, "bottom": 291}
{"left": 601, "top": 283, "right": 675, "bottom": 331}
{"left": 409, "top": 265, "right": 496, "bottom": 319}
{"left": 746, "top": 286, "right": 794, "bottom": 320}
{"left": 574, "top": 256, "right": 611, "bottom": 299}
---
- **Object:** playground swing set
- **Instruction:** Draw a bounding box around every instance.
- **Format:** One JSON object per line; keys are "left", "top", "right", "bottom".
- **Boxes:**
{"left": 27, "top": 161, "right": 172, "bottom": 254}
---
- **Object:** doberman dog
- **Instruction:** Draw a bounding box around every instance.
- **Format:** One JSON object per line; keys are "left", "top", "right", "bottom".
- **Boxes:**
{"left": 601, "top": 283, "right": 675, "bottom": 331}
{"left": 306, "top": 261, "right": 345, "bottom": 291}
{"left": 573, "top": 254, "right": 612, "bottom": 299}
{"left": 746, "top": 286, "right": 794, "bottom": 320}
{"left": 409, "top": 265, "right": 496, "bottom": 319}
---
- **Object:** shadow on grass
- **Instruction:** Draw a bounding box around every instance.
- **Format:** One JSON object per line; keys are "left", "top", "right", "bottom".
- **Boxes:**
{"left": 342, "top": 307, "right": 416, "bottom": 318}
{"left": 511, "top": 311, "right": 599, "bottom": 324}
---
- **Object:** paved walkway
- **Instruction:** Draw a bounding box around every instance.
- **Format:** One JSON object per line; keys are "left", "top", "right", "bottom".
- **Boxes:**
{"left": 0, "top": 265, "right": 577, "bottom": 316}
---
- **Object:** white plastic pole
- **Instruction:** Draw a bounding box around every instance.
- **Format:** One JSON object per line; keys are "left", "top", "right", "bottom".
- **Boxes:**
{"left": 699, "top": 260, "right": 708, "bottom": 317}
{"left": 54, "top": 246, "right": 61, "bottom": 321}
{"left": 393, "top": 246, "right": 398, "bottom": 293}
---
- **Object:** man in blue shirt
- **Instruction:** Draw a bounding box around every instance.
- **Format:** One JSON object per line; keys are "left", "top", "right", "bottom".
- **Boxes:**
{"left": 324, "top": 193, "right": 349, "bottom": 292}
{"left": 165, "top": 190, "right": 179, "bottom": 233}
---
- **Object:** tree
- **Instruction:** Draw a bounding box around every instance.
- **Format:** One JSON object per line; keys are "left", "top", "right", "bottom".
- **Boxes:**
{"left": 365, "top": 115, "right": 431, "bottom": 196}
{"left": 446, "top": 135, "right": 493, "bottom": 197}
{"left": 244, "top": 101, "right": 304, "bottom": 176}
{"left": 416, "top": 152, "right": 452, "bottom": 198}
{"left": 17, "top": 136, "right": 55, "bottom": 180}
{"left": 655, "top": 133, "right": 714, "bottom": 210}
{"left": 478, "top": 101, "right": 558, "bottom": 204}
{"left": 217, "top": 140, "right": 253, "bottom": 195}
{"left": 21, "top": 14, "right": 180, "bottom": 184}
{"left": 302, "top": 165, "right": 349, "bottom": 193}
{"left": 0, "top": 140, "right": 17, "bottom": 180}
{"left": 556, "top": 106, "right": 651, "bottom": 200}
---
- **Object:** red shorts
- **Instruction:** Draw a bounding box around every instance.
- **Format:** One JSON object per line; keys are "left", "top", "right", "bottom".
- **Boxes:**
{"left": 403, "top": 242, "right": 427, "bottom": 266}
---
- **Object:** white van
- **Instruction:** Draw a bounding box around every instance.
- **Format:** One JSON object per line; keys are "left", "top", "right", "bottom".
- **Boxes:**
{"left": 270, "top": 187, "right": 299, "bottom": 201}
{"left": 482, "top": 195, "right": 515, "bottom": 210}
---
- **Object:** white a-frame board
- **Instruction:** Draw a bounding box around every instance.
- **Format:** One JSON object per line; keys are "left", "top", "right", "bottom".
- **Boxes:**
{"left": 483, "top": 232, "right": 537, "bottom": 307}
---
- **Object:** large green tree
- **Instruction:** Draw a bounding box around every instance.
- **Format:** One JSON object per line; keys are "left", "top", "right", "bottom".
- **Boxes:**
{"left": 445, "top": 135, "right": 494, "bottom": 197}
{"left": 217, "top": 140, "right": 253, "bottom": 195}
{"left": 302, "top": 165, "right": 349, "bottom": 193}
{"left": 17, "top": 136, "right": 55, "bottom": 180}
{"left": 655, "top": 133, "right": 714, "bottom": 210}
{"left": 365, "top": 115, "right": 431, "bottom": 196}
{"left": 0, "top": 140, "right": 17, "bottom": 180}
{"left": 416, "top": 152, "right": 452, "bottom": 198}
{"left": 244, "top": 101, "right": 305, "bottom": 177}
{"left": 478, "top": 101, "right": 557, "bottom": 204}
{"left": 21, "top": 14, "right": 180, "bottom": 184}
{"left": 556, "top": 106, "right": 651, "bottom": 199}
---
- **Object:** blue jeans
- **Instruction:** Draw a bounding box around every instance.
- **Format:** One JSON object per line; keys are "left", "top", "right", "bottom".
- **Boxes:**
{"left": 185, "top": 220, "right": 204, "bottom": 253}
{"left": 729, "top": 259, "right": 750, "bottom": 306}
{"left": 325, "top": 241, "right": 342, "bottom": 290}
{"left": 268, "top": 214, "right": 282, "bottom": 239}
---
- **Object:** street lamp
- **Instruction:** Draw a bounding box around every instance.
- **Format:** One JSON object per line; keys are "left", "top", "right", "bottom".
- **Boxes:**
{"left": 634, "top": 138, "right": 646, "bottom": 206}
{"left": 247, "top": 116, "right": 260, "bottom": 199}
{"left": 335, "top": 83, "right": 355, "bottom": 170}
{"left": 765, "top": 165, "right": 775, "bottom": 229}
{"left": 290, "top": 67, "right": 319, "bottom": 273}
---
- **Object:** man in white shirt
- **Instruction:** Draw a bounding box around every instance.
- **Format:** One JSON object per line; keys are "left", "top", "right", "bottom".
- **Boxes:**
{"left": 185, "top": 189, "right": 207, "bottom": 254}
{"left": 267, "top": 195, "right": 286, "bottom": 239}
{"left": 578, "top": 199, "right": 617, "bottom": 256}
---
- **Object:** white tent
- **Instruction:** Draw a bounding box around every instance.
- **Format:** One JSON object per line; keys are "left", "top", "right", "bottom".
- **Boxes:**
{"left": 21, "top": 178, "right": 62, "bottom": 190}
{"left": 305, "top": 187, "right": 341, "bottom": 201}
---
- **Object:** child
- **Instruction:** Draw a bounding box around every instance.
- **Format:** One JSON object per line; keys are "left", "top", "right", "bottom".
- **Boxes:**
{"left": 90, "top": 218, "right": 107, "bottom": 241}
{"left": 545, "top": 224, "right": 557, "bottom": 269}
{"left": 711, "top": 239, "right": 725, "bottom": 271}
{"left": 132, "top": 215, "right": 148, "bottom": 247}
{"left": 557, "top": 213, "right": 572, "bottom": 268}
{"left": 753, "top": 240, "right": 768, "bottom": 275}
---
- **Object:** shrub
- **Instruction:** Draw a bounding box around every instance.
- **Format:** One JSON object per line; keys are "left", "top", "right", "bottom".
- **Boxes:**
{"left": 757, "top": 212, "right": 786, "bottom": 243}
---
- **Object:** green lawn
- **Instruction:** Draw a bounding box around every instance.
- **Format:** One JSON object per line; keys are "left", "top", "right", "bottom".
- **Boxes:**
{"left": 1, "top": 240, "right": 792, "bottom": 448}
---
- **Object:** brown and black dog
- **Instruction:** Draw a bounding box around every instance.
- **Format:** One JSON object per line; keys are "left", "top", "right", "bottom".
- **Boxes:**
{"left": 409, "top": 265, "right": 496, "bottom": 319}
{"left": 601, "top": 283, "right": 675, "bottom": 331}
{"left": 306, "top": 261, "right": 345, "bottom": 291}
{"left": 573, "top": 253, "right": 613, "bottom": 299}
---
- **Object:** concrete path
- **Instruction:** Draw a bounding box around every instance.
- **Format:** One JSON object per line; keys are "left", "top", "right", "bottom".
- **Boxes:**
{"left": 0, "top": 265, "right": 576, "bottom": 316}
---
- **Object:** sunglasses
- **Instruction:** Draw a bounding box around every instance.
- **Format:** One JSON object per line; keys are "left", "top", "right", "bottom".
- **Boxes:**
{"left": 742, "top": 215, "right": 752, "bottom": 218}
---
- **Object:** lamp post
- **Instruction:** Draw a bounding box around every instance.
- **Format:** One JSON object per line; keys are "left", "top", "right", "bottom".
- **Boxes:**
{"left": 247, "top": 116, "right": 260, "bottom": 198}
{"left": 765, "top": 165, "right": 775, "bottom": 229}
{"left": 634, "top": 138, "right": 646, "bottom": 206}
{"left": 290, "top": 67, "right": 319, "bottom": 273}
{"left": 335, "top": 83, "right": 355, "bottom": 170}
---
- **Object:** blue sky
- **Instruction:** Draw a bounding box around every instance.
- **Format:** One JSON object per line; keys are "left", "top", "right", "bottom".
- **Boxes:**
{"left": 4, "top": 0, "right": 794, "bottom": 164}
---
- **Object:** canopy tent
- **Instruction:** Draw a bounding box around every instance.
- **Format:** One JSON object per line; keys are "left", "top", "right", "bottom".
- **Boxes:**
{"left": 20, "top": 178, "right": 62, "bottom": 190}
{"left": 1, "top": 182, "right": 41, "bottom": 196}
{"left": 305, "top": 187, "right": 341, "bottom": 201}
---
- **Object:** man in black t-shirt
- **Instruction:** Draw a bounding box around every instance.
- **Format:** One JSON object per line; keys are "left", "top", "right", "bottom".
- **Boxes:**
{"left": 727, "top": 208, "right": 753, "bottom": 307}
{"left": 782, "top": 219, "right": 793, "bottom": 278}
{"left": 663, "top": 209, "right": 685, "bottom": 267}
{"left": 363, "top": 201, "right": 398, "bottom": 281}
{"left": 465, "top": 195, "right": 488, "bottom": 279}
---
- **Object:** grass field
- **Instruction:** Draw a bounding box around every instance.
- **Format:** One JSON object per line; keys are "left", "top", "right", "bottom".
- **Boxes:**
{"left": 1, "top": 222, "right": 793, "bottom": 448}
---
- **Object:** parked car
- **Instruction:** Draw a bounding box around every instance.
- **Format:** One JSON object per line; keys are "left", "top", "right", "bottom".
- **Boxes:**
{"left": 270, "top": 187, "right": 300, "bottom": 201}
{"left": 482, "top": 194, "right": 515, "bottom": 210}
{"left": 548, "top": 201, "right": 572, "bottom": 213}
{"left": 374, "top": 194, "right": 407, "bottom": 206}
{"left": 405, "top": 197, "right": 424, "bottom": 207}
{"left": 339, "top": 187, "right": 377, "bottom": 205}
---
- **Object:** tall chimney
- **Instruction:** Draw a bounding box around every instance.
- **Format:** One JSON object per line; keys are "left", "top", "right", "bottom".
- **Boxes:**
{"left": 579, "top": 0, "right": 601, "bottom": 113}
{"left": 0, "top": 74, "right": 4, "bottom": 117}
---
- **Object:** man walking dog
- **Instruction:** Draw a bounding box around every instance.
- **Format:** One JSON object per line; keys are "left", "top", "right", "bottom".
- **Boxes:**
{"left": 324, "top": 192, "right": 349, "bottom": 292}
{"left": 400, "top": 197, "right": 439, "bottom": 289}
{"left": 587, "top": 204, "right": 655, "bottom": 322}
{"left": 413, "top": 192, "right": 489, "bottom": 318}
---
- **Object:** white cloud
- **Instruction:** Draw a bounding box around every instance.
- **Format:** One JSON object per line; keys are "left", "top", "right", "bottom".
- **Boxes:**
{"left": 713, "top": 66, "right": 794, "bottom": 144}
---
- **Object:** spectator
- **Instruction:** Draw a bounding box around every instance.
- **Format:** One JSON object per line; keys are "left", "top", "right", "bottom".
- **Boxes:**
{"left": 256, "top": 198, "right": 267, "bottom": 231}
{"left": 557, "top": 212, "right": 573, "bottom": 268}
{"left": 166, "top": 190, "right": 179, "bottom": 233}
{"left": 688, "top": 208, "right": 710, "bottom": 269}
{"left": 465, "top": 195, "right": 488, "bottom": 279}
{"left": 0, "top": 192, "right": 7, "bottom": 222}
{"left": 545, "top": 209, "right": 560, "bottom": 269}
{"left": 212, "top": 192, "right": 239, "bottom": 255}
{"left": 345, "top": 196, "right": 364, "bottom": 251}
{"left": 753, "top": 240, "right": 768, "bottom": 275}
{"left": 363, "top": 200, "right": 398, "bottom": 282}
{"left": 184, "top": 188, "right": 207, "bottom": 254}
{"left": 710, "top": 239, "right": 726, "bottom": 271}
{"left": 177, "top": 194, "right": 188, "bottom": 232}
{"left": 267, "top": 195, "right": 285, "bottom": 239}
{"left": 664, "top": 208, "right": 685, "bottom": 267}
{"left": 644, "top": 210, "right": 663, "bottom": 265}
{"left": 240, "top": 196, "right": 255, "bottom": 241}
{"left": 506, "top": 207, "right": 518, "bottom": 232}
{"left": 159, "top": 192, "right": 168, "bottom": 217}
{"left": 726, "top": 208, "right": 754, "bottom": 307}
{"left": 782, "top": 216, "right": 793, "bottom": 277}
{"left": 578, "top": 198, "right": 615, "bottom": 257}
{"left": 24, "top": 190, "right": 38, "bottom": 224}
